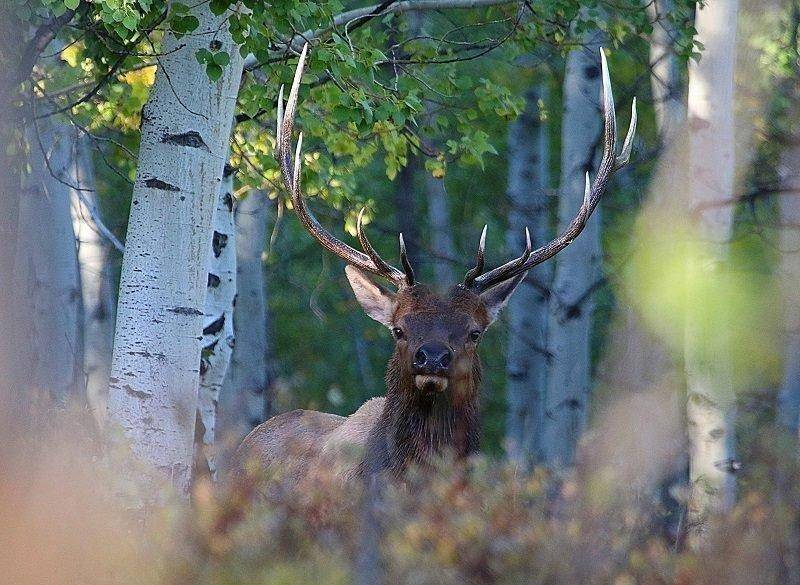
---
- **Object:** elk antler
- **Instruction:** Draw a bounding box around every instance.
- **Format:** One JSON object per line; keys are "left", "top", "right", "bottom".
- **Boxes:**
{"left": 463, "top": 48, "right": 637, "bottom": 293}
{"left": 276, "top": 43, "right": 415, "bottom": 288}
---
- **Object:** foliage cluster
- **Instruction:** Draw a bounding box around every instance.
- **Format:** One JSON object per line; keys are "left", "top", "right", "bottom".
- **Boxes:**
{"left": 3, "top": 407, "right": 799, "bottom": 584}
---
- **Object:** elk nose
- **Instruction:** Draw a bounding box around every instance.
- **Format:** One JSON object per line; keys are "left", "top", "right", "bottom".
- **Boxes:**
{"left": 413, "top": 342, "right": 453, "bottom": 374}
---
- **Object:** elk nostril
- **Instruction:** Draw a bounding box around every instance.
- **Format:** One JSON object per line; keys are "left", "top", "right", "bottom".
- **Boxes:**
{"left": 439, "top": 351, "right": 452, "bottom": 369}
{"left": 414, "top": 348, "right": 427, "bottom": 366}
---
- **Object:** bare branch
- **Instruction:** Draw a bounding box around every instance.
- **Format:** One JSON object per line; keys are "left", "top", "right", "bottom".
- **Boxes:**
{"left": 73, "top": 187, "right": 126, "bottom": 253}
{"left": 16, "top": 9, "right": 78, "bottom": 86}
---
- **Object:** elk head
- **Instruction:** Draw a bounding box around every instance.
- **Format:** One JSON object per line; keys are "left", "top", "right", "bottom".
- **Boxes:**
{"left": 275, "top": 44, "right": 636, "bottom": 403}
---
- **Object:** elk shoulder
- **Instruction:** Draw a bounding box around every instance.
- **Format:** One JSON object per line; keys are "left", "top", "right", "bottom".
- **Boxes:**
{"left": 232, "top": 397, "right": 385, "bottom": 487}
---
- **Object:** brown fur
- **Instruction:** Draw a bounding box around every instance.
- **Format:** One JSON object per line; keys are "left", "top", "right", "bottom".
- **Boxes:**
{"left": 234, "top": 398, "right": 384, "bottom": 485}
{"left": 232, "top": 281, "right": 512, "bottom": 490}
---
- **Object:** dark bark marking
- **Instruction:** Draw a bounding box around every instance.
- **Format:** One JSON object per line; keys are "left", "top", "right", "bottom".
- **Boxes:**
{"left": 123, "top": 384, "right": 152, "bottom": 399}
{"left": 161, "top": 130, "right": 210, "bottom": 151}
{"left": 714, "top": 458, "right": 742, "bottom": 473}
{"left": 207, "top": 273, "right": 221, "bottom": 288}
{"left": 709, "top": 427, "right": 725, "bottom": 440}
{"left": 167, "top": 306, "right": 204, "bottom": 316}
{"left": 212, "top": 231, "right": 228, "bottom": 257}
{"left": 127, "top": 350, "right": 167, "bottom": 360}
{"left": 199, "top": 339, "right": 219, "bottom": 377}
{"left": 144, "top": 177, "right": 180, "bottom": 192}
{"left": 222, "top": 192, "right": 233, "bottom": 212}
{"left": 203, "top": 314, "right": 225, "bottom": 336}
{"left": 565, "top": 304, "right": 582, "bottom": 320}
{"left": 223, "top": 163, "right": 236, "bottom": 178}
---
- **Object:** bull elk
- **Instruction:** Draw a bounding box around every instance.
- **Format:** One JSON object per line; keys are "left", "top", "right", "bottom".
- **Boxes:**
{"left": 234, "top": 44, "right": 636, "bottom": 486}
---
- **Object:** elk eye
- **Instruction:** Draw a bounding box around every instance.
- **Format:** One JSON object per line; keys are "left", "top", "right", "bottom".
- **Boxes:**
{"left": 470, "top": 330, "right": 482, "bottom": 342}
{"left": 392, "top": 327, "right": 404, "bottom": 340}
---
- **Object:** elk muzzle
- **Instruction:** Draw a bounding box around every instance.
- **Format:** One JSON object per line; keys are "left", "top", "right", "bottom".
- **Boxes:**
{"left": 412, "top": 341, "right": 452, "bottom": 392}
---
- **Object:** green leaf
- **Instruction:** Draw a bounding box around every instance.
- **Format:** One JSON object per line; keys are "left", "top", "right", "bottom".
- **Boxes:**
{"left": 122, "top": 15, "right": 138, "bottom": 31}
{"left": 213, "top": 51, "right": 230, "bottom": 66}
{"left": 64, "top": 0, "right": 80, "bottom": 9}
{"left": 195, "top": 48, "right": 212, "bottom": 64}
{"left": 173, "top": 15, "right": 199, "bottom": 33}
{"left": 210, "top": 0, "right": 229, "bottom": 16}
{"left": 206, "top": 63, "right": 223, "bottom": 81}
{"left": 359, "top": 100, "right": 373, "bottom": 124}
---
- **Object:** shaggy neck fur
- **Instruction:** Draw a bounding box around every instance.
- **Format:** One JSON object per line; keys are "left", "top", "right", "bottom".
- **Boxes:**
{"left": 361, "top": 349, "right": 482, "bottom": 478}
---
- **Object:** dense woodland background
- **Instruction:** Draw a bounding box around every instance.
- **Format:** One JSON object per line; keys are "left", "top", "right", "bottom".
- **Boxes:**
{"left": 2, "top": 0, "right": 800, "bottom": 583}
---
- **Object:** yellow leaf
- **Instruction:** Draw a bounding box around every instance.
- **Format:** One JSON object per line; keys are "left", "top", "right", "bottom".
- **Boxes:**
{"left": 60, "top": 44, "right": 81, "bottom": 68}
{"left": 119, "top": 65, "right": 156, "bottom": 88}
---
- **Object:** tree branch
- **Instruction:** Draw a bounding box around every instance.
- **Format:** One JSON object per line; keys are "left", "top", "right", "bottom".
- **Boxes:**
{"left": 243, "top": 0, "right": 521, "bottom": 70}
{"left": 16, "top": 10, "right": 77, "bottom": 85}
{"left": 34, "top": 54, "right": 126, "bottom": 119}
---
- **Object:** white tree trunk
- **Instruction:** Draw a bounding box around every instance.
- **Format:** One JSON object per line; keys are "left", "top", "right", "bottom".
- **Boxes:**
{"left": 776, "top": 147, "right": 800, "bottom": 438}
{"left": 15, "top": 121, "right": 83, "bottom": 404}
{"left": 426, "top": 174, "right": 457, "bottom": 284}
{"left": 195, "top": 164, "right": 237, "bottom": 480}
{"left": 505, "top": 83, "right": 551, "bottom": 465}
{"left": 541, "top": 36, "right": 604, "bottom": 467}
{"left": 107, "top": 2, "right": 245, "bottom": 493}
{"left": 218, "top": 191, "right": 275, "bottom": 455}
{"left": 685, "top": 0, "right": 739, "bottom": 547}
{"left": 71, "top": 135, "right": 116, "bottom": 424}
{"left": 645, "top": 0, "right": 686, "bottom": 145}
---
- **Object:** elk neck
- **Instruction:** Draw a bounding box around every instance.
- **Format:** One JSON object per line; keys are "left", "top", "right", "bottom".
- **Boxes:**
{"left": 363, "top": 349, "right": 482, "bottom": 478}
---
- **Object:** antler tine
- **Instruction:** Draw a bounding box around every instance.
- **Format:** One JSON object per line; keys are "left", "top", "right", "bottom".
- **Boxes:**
{"left": 467, "top": 47, "right": 636, "bottom": 293}
{"left": 616, "top": 98, "right": 637, "bottom": 170}
{"left": 275, "top": 43, "right": 410, "bottom": 288}
{"left": 357, "top": 208, "right": 407, "bottom": 283}
{"left": 276, "top": 84, "right": 284, "bottom": 152}
{"left": 505, "top": 226, "right": 533, "bottom": 272}
{"left": 600, "top": 47, "right": 617, "bottom": 154}
{"left": 398, "top": 233, "right": 415, "bottom": 286}
{"left": 463, "top": 225, "right": 487, "bottom": 286}
{"left": 293, "top": 132, "right": 303, "bottom": 193}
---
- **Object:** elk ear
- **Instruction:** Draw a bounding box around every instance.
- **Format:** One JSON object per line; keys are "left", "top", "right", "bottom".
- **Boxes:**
{"left": 480, "top": 272, "right": 527, "bottom": 325}
{"left": 345, "top": 265, "right": 396, "bottom": 327}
